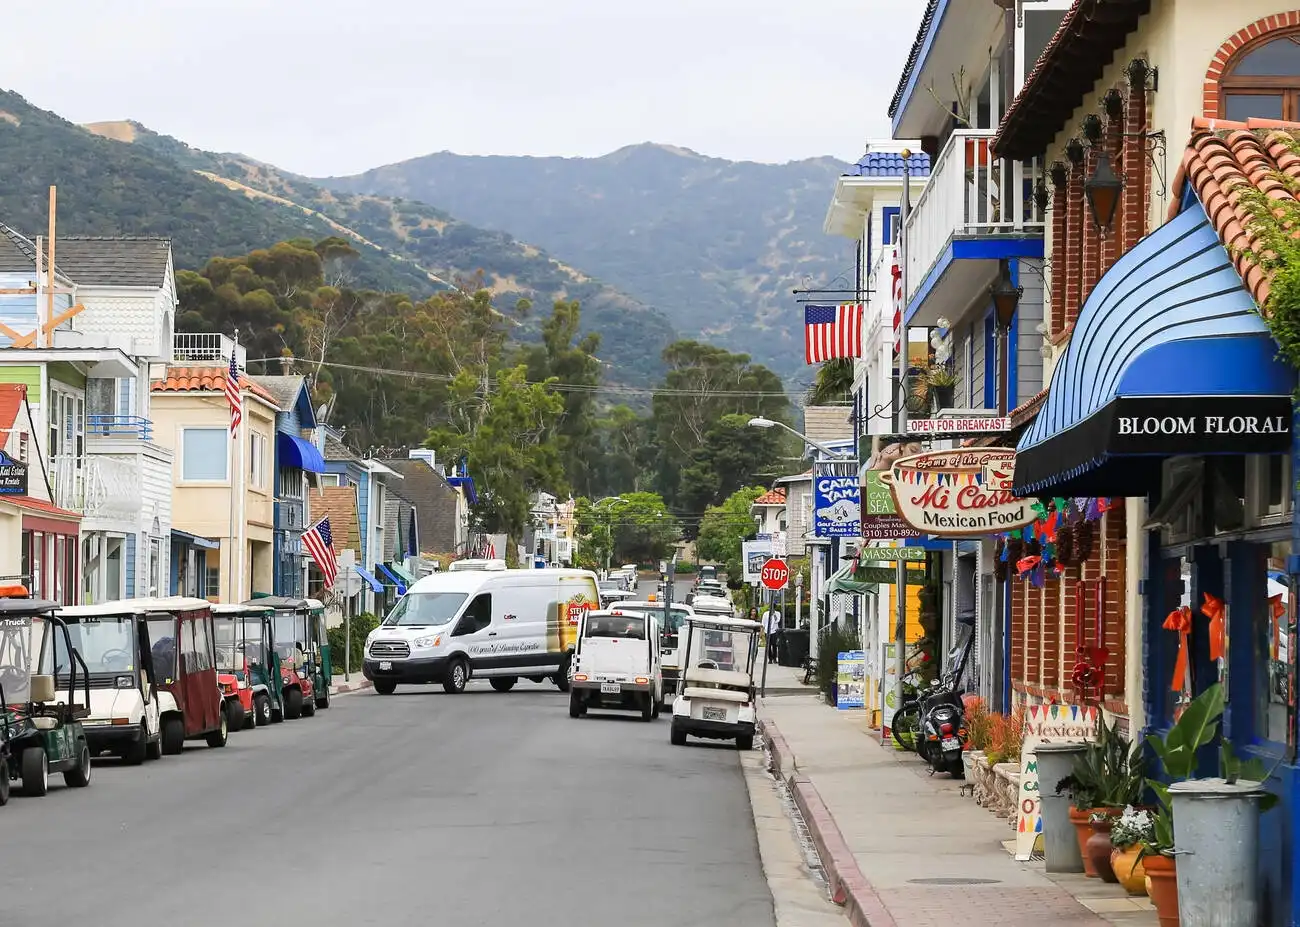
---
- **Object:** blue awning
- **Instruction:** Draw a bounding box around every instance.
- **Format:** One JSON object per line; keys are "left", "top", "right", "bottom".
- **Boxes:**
{"left": 276, "top": 433, "right": 327, "bottom": 474}
{"left": 375, "top": 562, "right": 407, "bottom": 595}
{"left": 171, "top": 528, "right": 220, "bottom": 551}
{"left": 353, "top": 565, "right": 383, "bottom": 593}
{"left": 446, "top": 475, "right": 477, "bottom": 505}
{"left": 1014, "top": 201, "right": 1295, "bottom": 497}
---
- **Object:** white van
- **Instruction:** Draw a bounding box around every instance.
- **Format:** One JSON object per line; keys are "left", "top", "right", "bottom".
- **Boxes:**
{"left": 621, "top": 565, "right": 639, "bottom": 591}
{"left": 569, "top": 609, "right": 662, "bottom": 720}
{"left": 448, "top": 559, "right": 508, "bottom": 572}
{"left": 363, "top": 568, "right": 599, "bottom": 694}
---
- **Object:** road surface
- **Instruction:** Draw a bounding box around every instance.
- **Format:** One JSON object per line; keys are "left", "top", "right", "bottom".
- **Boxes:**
{"left": 0, "top": 680, "right": 776, "bottom": 927}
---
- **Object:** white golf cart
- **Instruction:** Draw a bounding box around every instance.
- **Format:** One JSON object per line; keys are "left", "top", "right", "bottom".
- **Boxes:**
{"left": 569, "top": 609, "right": 662, "bottom": 721}
{"left": 669, "top": 613, "right": 761, "bottom": 750}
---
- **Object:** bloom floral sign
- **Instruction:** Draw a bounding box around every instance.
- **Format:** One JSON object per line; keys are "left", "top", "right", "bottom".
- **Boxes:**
{"left": 882, "top": 448, "right": 1035, "bottom": 538}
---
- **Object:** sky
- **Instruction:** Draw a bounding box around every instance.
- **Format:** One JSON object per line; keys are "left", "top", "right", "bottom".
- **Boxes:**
{"left": 0, "top": 0, "right": 923, "bottom": 176}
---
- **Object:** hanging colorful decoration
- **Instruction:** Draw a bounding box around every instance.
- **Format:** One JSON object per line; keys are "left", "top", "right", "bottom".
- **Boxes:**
{"left": 1201, "top": 592, "right": 1226, "bottom": 662}
{"left": 1163, "top": 606, "right": 1193, "bottom": 693}
{"left": 1000, "top": 496, "right": 1112, "bottom": 582}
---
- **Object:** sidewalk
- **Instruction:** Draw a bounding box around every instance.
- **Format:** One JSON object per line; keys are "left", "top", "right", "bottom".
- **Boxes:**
{"left": 330, "top": 674, "right": 372, "bottom": 695}
{"left": 759, "top": 691, "right": 1158, "bottom": 927}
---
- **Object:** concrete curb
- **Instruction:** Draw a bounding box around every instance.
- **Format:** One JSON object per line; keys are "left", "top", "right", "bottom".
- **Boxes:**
{"left": 761, "top": 719, "right": 898, "bottom": 927}
{"left": 331, "top": 678, "right": 373, "bottom": 695}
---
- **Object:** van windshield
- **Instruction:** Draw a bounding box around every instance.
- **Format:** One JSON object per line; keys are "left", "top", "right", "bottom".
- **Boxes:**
{"left": 384, "top": 593, "right": 468, "bottom": 627}
{"left": 585, "top": 615, "right": 646, "bottom": 639}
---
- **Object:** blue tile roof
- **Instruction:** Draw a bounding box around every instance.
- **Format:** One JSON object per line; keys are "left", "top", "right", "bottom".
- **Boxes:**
{"left": 844, "top": 151, "right": 931, "bottom": 178}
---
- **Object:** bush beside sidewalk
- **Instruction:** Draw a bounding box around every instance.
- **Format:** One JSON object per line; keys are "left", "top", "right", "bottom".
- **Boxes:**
{"left": 759, "top": 692, "right": 1157, "bottom": 927}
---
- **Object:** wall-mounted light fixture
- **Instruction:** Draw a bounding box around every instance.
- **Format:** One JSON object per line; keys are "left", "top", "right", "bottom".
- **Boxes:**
{"left": 1085, "top": 153, "right": 1124, "bottom": 232}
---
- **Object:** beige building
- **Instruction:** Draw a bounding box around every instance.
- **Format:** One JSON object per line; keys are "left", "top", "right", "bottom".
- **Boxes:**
{"left": 150, "top": 363, "right": 280, "bottom": 601}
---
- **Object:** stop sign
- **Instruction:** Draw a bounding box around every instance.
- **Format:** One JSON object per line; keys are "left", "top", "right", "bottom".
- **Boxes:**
{"left": 760, "top": 558, "right": 790, "bottom": 591}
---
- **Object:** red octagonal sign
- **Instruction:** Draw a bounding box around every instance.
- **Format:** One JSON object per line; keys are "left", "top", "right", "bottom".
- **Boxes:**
{"left": 760, "top": 558, "right": 790, "bottom": 591}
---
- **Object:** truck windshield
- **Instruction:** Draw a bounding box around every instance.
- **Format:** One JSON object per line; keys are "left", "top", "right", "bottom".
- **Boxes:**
{"left": 0, "top": 616, "right": 33, "bottom": 704}
{"left": 585, "top": 614, "right": 646, "bottom": 639}
{"left": 383, "top": 593, "right": 468, "bottom": 627}
{"left": 62, "top": 617, "right": 138, "bottom": 680}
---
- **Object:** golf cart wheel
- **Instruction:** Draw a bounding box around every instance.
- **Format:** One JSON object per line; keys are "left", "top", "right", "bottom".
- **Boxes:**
{"left": 146, "top": 734, "right": 163, "bottom": 761}
{"left": 0, "top": 757, "right": 9, "bottom": 805}
{"left": 736, "top": 734, "right": 754, "bottom": 751}
{"left": 227, "top": 699, "right": 246, "bottom": 731}
{"left": 670, "top": 723, "right": 687, "bottom": 746}
{"left": 254, "top": 693, "right": 273, "bottom": 726}
{"left": 641, "top": 694, "right": 654, "bottom": 722}
{"left": 301, "top": 694, "right": 316, "bottom": 717}
{"left": 21, "top": 747, "right": 48, "bottom": 796}
{"left": 64, "top": 743, "right": 91, "bottom": 788}
{"left": 315, "top": 687, "right": 331, "bottom": 710}
{"left": 242, "top": 703, "right": 256, "bottom": 730}
{"left": 122, "top": 727, "right": 147, "bottom": 766}
{"left": 373, "top": 680, "right": 397, "bottom": 696}
{"left": 442, "top": 659, "right": 468, "bottom": 694}
{"left": 652, "top": 697, "right": 661, "bottom": 719}
{"left": 161, "top": 716, "right": 185, "bottom": 755}
{"left": 568, "top": 690, "right": 585, "bottom": 718}
{"left": 490, "top": 676, "right": 517, "bottom": 693}
{"left": 206, "top": 707, "right": 229, "bottom": 748}
{"left": 285, "top": 687, "right": 304, "bottom": 719}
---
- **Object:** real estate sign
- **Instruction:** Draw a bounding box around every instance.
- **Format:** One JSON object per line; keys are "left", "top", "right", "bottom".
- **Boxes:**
{"left": 0, "top": 451, "right": 27, "bottom": 495}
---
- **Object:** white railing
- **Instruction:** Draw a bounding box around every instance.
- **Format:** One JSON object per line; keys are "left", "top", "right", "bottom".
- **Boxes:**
{"left": 50, "top": 455, "right": 142, "bottom": 521}
{"left": 903, "top": 129, "right": 1046, "bottom": 304}
{"left": 172, "top": 332, "right": 247, "bottom": 369}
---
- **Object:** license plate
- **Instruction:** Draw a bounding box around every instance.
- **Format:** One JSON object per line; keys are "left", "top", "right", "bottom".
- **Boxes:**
{"left": 702, "top": 706, "right": 727, "bottom": 722}
{"left": 600, "top": 682, "right": 621, "bottom": 694}
{"left": 941, "top": 737, "right": 960, "bottom": 750}
{"left": 378, "top": 661, "right": 392, "bottom": 671}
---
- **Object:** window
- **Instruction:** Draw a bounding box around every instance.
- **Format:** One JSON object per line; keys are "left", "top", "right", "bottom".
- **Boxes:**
{"left": 146, "top": 616, "right": 177, "bottom": 683}
{"left": 1220, "top": 31, "right": 1300, "bottom": 121}
{"left": 181, "top": 428, "right": 229, "bottom": 481}
{"left": 250, "top": 432, "right": 268, "bottom": 490}
{"left": 205, "top": 566, "right": 221, "bottom": 599}
{"left": 453, "top": 594, "right": 492, "bottom": 636}
{"left": 585, "top": 614, "right": 646, "bottom": 639}
{"left": 881, "top": 206, "right": 901, "bottom": 245}
{"left": 318, "top": 473, "right": 341, "bottom": 487}
{"left": 47, "top": 386, "right": 85, "bottom": 461}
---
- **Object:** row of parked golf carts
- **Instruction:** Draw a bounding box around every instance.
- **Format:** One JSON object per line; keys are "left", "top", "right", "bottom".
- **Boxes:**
{"left": 0, "top": 587, "right": 333, "bottom": 804}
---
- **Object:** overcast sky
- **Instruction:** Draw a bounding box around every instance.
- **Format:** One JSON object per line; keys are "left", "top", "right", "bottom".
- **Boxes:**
{"left": 0, "top": 0, "right": 922, "bottom": 176}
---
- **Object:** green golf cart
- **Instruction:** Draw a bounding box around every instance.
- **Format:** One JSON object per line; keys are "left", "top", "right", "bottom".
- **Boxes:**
{"left": 212, "top": 603, "right": 284, "bottom": 728}
{"left": 0, "top": 594, "right": 93, "bottom": 798}
{"left": 244, "top": 597, "right": 332, "bottom": 714}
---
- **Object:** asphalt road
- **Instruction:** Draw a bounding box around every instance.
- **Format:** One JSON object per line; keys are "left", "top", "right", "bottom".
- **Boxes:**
{"left": 0, "top": 680, "right": 776, "bottom": 927}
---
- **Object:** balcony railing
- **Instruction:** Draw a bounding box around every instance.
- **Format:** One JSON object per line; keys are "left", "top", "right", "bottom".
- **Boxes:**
{"left": 172, "top": 332, "right": 247, "bottom": 369}
{"left": 87, "top": 415, "right": 153, "bottom": 441}
{"left": 50, "top": 455, "right": 142, "bottom": 522}
{"left": 903, "top": 129, "right": 1046, "bottom": 304}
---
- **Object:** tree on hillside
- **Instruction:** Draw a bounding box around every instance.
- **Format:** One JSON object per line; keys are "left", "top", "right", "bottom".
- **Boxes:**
{"left": 590, "top": 404, "right": 654, "bottom": 496}
{"left": 696, "top": 486, "right": 765, "bottom": 581}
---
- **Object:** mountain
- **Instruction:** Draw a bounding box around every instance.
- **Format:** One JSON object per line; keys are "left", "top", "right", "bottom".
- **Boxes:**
{"left": 317, "top": 144, "right": 854, "bottom": 379}
{"left": 0, "top": 90, "right": 676, "bottom": 383}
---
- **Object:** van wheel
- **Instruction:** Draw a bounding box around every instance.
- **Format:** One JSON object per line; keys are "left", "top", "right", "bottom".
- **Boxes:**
{"left": 21, "top": 747, "right": 48, "bottom": 796}
{"left": 122, "top": 727, "right": 147, "bottom": 766}
{"left": 737, "top": 734, "right": 754, "bottom": 751}
{"left": 490, "top": 677, "right": 517, "bottom": 693}
{"left": 0, "top": 757, "right": 9, "bottom": 805}
{"left": 373, "top": 680, "right": 397, "bottom": 695}
{"left": 442, "top": 659, "right": 468, "bottom": 694}
{"left": 285, "top": 687, "right": 304, "bottom": 719}
{"left": 569, "top": 691, "right": 584, "bottom": 718}
{"left": 205, "top": 708, "right": 229, "bottom": 748}
{"left": 64, "top": 743, "right": 92, "bottom": 787}
{"left": 161, "top": 717, "right": 185, "bottom": 755}
{"left": 641, "top": 694, "right": 654, "bottom": 722}
{"left": 670, "top": 723, "right": 686, "bottom": 746}
{"left": 553, "top": 655, "right": 572, "bottom": 692}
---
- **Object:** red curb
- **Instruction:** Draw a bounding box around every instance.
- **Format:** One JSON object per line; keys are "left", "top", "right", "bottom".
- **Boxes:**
{"left": 763, "top": 720, "right": 899, "bottom": 927}
{"left": 759, "top": 718, "right": 794, "bottom": 778}
{"left": 331, "top": 679, "right": 373, "bottom": 694}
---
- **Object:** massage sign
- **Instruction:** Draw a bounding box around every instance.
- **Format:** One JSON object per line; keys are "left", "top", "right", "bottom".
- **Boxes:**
{"left": 883, "top": 448, "right": 1035, "bottom": 538}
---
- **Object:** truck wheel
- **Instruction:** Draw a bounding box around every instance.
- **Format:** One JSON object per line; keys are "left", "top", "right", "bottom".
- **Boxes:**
{"left": 21, "top": 747, "right": 48, "bottom": 796}
{"left": 736, "top": 734, "right": 754, "bottom": 751}
{"left": 670, "top": 723, "right": 686, "bottom": 747}
{"left": 161, "top": 716, "right": 185, "bottom": 755}
{"left": 490, "top": 677, "right": 516, "bottom": 693}
{"left": 64, "top": 743, "right": 92, "bottom": 787}
{"left": 285, "top": 687, "right": 304, "bottom": 719}
{"left": 373, "top": 680, "right": 397, "bottom": 695}
{"left": 442, "top": 659, "right": 468, "bottom": 694}
{"left": 315, "top": 688, "right": 331, "bottom": 710}
{"left": 0, "top": 757, "right": 9, "bottom": 805}
{"left": 641, "top": 694, "right": 654, "bottom": 722}
{"left": 254, "top": 693, "right": 273, "bottom": 726}
{"left": 206, "top": 708, "right": 229, "bottom": 748}
{"left": 122, "top": 727, "right": 147, "bottom": 766}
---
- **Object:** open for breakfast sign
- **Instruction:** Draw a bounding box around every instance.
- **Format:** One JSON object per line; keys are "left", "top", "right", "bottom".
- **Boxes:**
{"left": 883, "top": 448, "right": 1034, "bottom": 538}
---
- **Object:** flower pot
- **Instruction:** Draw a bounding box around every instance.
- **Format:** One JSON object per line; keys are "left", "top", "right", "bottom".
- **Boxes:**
{"left": 1110, "top": 845, "right": 1147, "bottom": 895}
{"left": 1068, "top": 807, "right": 1099, "bottom": 877}
{"left": 1085, "top": 815, "right": 1119, "bottom": 883}
{"left": 932, "top": 385, "right": 955, "bottom": 410}
{"left": 1143, "top": 853, "right": 1179, "bottom": 927}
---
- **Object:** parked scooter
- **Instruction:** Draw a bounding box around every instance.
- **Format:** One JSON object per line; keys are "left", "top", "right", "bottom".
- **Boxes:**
{"left": 915, "top": 631, "right": 975, "bottom": 777}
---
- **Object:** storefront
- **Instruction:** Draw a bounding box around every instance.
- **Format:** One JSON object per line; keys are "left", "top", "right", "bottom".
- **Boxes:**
{"left": 1012, "top": 194, "right": 1299, "bottom": 917}
{"left": 13, "top": 496, "right": 82, "bottom": 605}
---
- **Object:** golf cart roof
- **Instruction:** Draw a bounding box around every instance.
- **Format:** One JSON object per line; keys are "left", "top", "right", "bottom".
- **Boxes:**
{"left": 0, "top": 596, "right": 58, "bottom": 617}
{"left": 684, "top": 614, "right": 761, "bottom": 631}
{"left": 60, "top": 597, "right": 211, "bottom": 618}
{"left": 612, "top": 600, "right": 694, "bottom": 614}
{"left": 243, "top": 596, "right": 311, "bottom": 610}
{"left": 211, "top": 602, "right": 274, "bottom": 617}
{"left": 691, "top": 596, "right": 734, "bottom": 612}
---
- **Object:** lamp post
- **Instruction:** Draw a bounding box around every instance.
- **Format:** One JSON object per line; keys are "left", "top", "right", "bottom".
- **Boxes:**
{"left": 990, "top": 260, "right": 1023, "bottom": 416}
{"left": 746, "top": 417, "right": 854, "bottom": 459}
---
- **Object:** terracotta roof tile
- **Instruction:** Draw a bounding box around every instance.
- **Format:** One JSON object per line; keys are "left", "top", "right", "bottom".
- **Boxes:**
{"left": 753, "top": 488, "right": 786, "bottom": 506}
{"left": 1175, "top": 118, "right": 1300, "bottom": 309}
{"left": 0, "top": 383, "right": 24, "bottom": 434}
{"left": 312, "top": 485, "right": 361, "bottom": 552}
{"left": 151, "top": 366, "right": 279, "bottom": 406}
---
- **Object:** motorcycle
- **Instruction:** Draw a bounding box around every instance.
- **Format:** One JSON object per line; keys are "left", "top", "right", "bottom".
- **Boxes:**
{"left": 915, "top": 631, "right": 975, "bottom": 777}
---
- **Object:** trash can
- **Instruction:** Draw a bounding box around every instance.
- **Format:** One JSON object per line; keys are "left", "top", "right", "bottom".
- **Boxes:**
{"left": 781, "top": 628, "right": 809, "bottom": 667}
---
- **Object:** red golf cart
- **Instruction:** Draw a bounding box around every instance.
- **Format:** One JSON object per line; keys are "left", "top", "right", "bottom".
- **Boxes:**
{"left": 141, "top": 598, "right": 229, "bottom": 752}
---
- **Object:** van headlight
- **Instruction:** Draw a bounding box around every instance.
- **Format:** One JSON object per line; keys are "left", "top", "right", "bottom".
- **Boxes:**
{"left": 413, "top": 634, "right": 441, "bottom": 648}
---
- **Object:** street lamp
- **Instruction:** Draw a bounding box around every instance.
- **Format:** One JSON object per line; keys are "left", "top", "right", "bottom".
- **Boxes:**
{"left": 989, "top": 260, "right": 1023, "bottom": 416}
{"left": 747, "top": 417, "right": 853, "bottom": 459}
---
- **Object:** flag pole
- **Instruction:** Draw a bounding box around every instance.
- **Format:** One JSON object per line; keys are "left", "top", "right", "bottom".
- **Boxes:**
{"left": 235, "top": 339, "right": 247, "bottom": 601}
{"left": 226, "top": 330, "right": 239, "bottom": 603}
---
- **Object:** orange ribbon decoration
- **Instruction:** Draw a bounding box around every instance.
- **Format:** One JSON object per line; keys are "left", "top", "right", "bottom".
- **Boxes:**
{"left": 1270, "top": 594, "right": 1285, "bottom": 660}
{"left": 1163, "top": 606, "right": 1192, "bottom": 693}
{"left": 1201, "top": 592, "right": 1225, "bottom": 662}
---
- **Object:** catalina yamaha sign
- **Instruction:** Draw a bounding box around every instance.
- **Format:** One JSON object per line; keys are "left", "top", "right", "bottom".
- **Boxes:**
{"left": 882, "top": 448, "right": 1034, "bottom": 538}
{"left": 813, "top": 475, "right": 860, "bottom": 538}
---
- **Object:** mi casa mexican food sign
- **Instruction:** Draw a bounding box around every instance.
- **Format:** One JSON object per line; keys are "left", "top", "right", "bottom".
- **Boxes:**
{"left": 882, "top": 448, "right": 1034, "bottom": 537}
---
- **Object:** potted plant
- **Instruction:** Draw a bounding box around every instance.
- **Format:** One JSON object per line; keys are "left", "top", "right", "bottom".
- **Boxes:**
{"left": 924, "top": 364, "right": 958, "bottom": 410}
{"left": 1138, "top": 801, "right": 1178, "bottom": 927}
{"left": 1109, "top": 805, "right": 1154, "bottom": 896}
{"left": 1057, "top": 713, "right": 1144, "bottom": 880}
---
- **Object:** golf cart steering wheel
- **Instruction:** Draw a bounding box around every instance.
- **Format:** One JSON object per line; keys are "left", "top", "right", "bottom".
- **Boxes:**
{"left": 697, "top": 660, "right": 719, "bottom": 670}
{"left": 100, "top": 648, "right": 132, "bottom": 671}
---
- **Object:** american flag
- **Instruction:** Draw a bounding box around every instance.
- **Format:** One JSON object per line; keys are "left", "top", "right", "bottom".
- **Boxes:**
{"left": 225, "top": 351, "right": 242, "bottom": 435}
{"left": 302, "top": 518, "right": 338, "bottom": 589}
{"left": 891, "top": 248, "right": 904, "bottom": 371}
{"left": 804, "top": 303, "right": 865, "bottom": 365}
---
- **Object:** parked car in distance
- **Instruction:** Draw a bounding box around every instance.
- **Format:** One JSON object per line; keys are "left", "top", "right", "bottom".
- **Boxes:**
{"left": 597, "top": 581, "right": 636, "bottom": 608}
{"left": 620, "top": 565, "right": 639, "bottom": 591}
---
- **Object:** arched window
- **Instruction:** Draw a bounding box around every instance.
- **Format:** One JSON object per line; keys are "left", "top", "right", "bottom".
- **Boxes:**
{"left": 1220, "top": 30, "right": 1300, "bottom": 121}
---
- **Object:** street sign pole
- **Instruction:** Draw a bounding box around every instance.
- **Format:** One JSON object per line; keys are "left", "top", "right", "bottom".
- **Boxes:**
{"left": 760, "top": 585, "right": 770, "bottom": 698}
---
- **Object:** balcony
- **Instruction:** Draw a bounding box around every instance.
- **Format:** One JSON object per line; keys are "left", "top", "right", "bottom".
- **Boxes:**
{"left": 903, "top": 130, "right": 1046, "bottom": 324}
{"left": 87, "top": 415, "right": 153, "bottom": 441}
{"left": 172, "top": 332, "right": 247, "bottom": 369}
{"left": 50, "top": 455, "right": 142, "bottom": 522}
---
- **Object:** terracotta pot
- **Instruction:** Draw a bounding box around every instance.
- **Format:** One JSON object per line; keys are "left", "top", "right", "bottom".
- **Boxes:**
{"left": 1143, "top": 853, "right": 1179, "bottom": 927}
{"left": 1068, "top": 806, "right": 1099, "bottom": 876}
{"left": 1110, "top": 845, "right": 1147, "bottom": 895}
{"left": 1085, "top": 815, "right": 1119, "bottom": 883}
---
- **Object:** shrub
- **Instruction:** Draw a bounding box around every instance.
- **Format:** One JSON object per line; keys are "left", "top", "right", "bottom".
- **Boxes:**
{"left": 964, "top": 696, "right": 994, "bottom": 752}
{"left": 814, "top": 623, "right": 861, "bottom": 704}
{"left": 674, "top": 561, "right": 696, "bottom": 574}
{"left": 328, "top": 612, "right": 381, "bottom": 674}
{"left": 986, "top": 706, "right": 1027, "bottom": 765}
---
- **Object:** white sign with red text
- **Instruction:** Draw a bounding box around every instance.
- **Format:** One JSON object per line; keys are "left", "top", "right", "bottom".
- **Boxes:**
{"left": 882, "top": 448, "right": 1034, "bottom": 538}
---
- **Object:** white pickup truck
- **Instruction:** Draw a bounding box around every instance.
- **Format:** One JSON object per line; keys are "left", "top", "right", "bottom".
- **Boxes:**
{"left": 568, "top": 609, "right": 662, "bottom": 721}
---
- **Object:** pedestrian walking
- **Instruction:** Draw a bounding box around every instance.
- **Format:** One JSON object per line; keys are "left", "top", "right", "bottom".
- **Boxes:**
{"left": 765, "top": 605, "right": 783, "bottom": 664}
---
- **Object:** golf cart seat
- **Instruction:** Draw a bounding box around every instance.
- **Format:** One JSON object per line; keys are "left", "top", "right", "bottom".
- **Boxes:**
{"left": 683, "top": 666, "right": 753, "bottom": 700}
